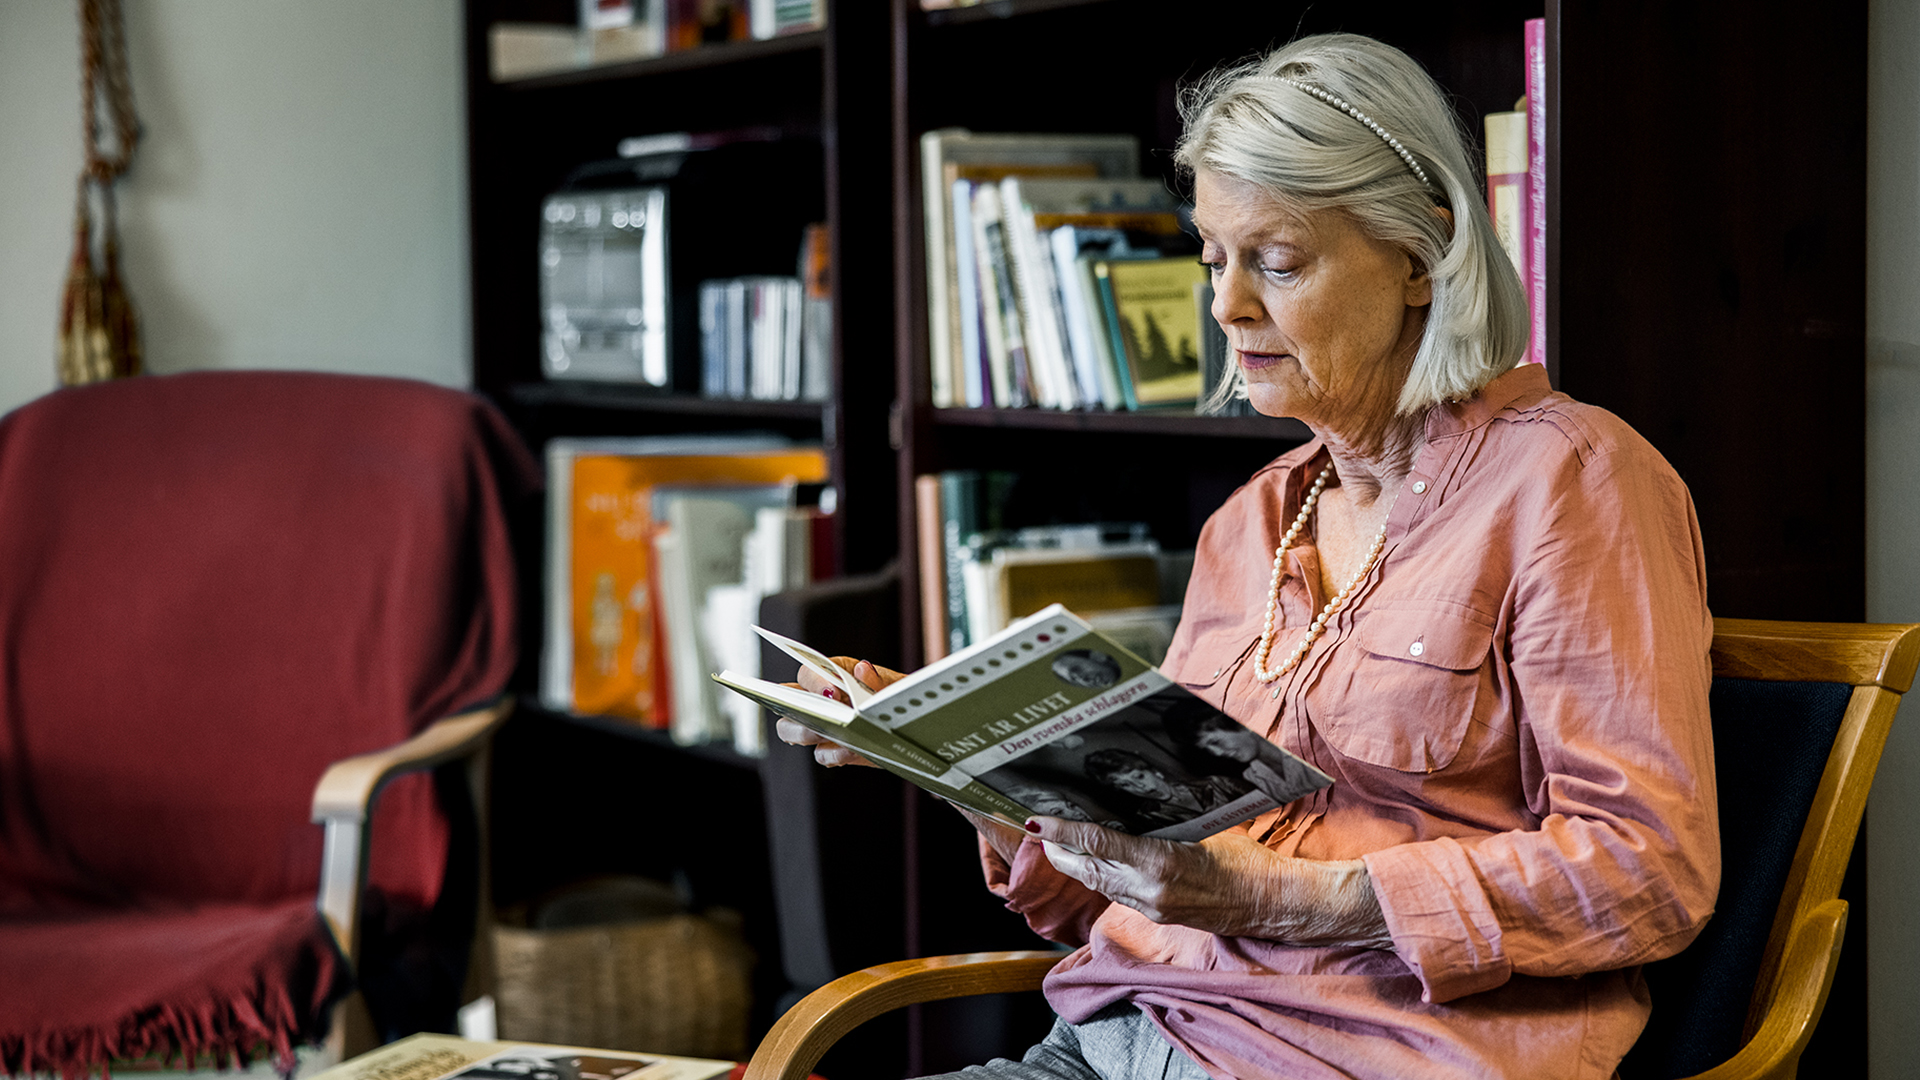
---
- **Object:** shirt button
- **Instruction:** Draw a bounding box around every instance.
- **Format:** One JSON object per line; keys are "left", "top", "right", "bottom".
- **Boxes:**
{"left": 1412, "top": 480, "right": 1428, "bottom": 494}
{"left": 1409, "top": 641, "right": 1425, "bottom": 657}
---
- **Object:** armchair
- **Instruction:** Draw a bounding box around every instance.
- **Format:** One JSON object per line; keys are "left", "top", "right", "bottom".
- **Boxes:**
{"left": 0, "top": 371, "right": 538, "bottom": 1077}
{"left": 743, "top": 618, "right": 1920, "bottom": 1080}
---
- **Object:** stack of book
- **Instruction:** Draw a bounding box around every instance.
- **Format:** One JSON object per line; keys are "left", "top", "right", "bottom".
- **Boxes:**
{"left": 921, "top": 131, "right": 1225, "bottom": 414}
{"left": 915, "top": 470, "right": 1186, "bottom": 666}
{"left": 698, "top": 223, "right": 831, "bottom": 404}
{"left": 542, "top": 436, "right": 833, "bottom": 755}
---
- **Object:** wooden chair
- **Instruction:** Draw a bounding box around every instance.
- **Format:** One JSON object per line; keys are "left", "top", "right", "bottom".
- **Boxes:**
{"left": 741, "top": 618, "right": 1920, "bottom": 1080}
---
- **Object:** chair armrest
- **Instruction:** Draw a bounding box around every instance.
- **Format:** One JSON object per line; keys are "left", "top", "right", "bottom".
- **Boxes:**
{"left": 744, "top": 951, "right": 1060, "bottom": 1080}
{"left": 1682, "top": 899, "right": 1848, "bottom": 1080}
{"left": 311, "top": 697, "right": 514, "bottom": 962}
{"left": 312, "top": 697, "right": 514, "bottom": 822}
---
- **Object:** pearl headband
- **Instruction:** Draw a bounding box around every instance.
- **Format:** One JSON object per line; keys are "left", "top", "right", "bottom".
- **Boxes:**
{"left": 1261, "top": 76, "right": 1434, "bottom": 190}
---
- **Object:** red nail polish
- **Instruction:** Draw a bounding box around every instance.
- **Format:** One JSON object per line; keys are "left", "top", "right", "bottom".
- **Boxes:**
{"left": 1024, "top": 820, "right": 1042, "bottom": 833}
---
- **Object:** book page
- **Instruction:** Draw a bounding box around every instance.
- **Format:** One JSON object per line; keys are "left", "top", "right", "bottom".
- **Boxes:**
{"left": 750, "top": 624, "right": 873, "bottom": 705}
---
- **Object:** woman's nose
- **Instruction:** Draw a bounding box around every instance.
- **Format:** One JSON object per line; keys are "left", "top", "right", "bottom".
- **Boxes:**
{"left": 1212, "top": 265, "right": 1264, "bottom": 325}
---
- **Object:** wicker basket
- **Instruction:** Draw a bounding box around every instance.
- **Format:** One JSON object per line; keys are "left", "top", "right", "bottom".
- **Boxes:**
{"left": 492, "top": 912, "right": 754, "bottom": 1059}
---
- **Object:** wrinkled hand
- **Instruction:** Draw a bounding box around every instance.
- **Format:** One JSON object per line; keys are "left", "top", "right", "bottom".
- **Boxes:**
{"left": 772, "top": 657, "right": 906, "bottom": 768}
{"left": 1026, "top": 817, "right": 1392, "bottom": 948}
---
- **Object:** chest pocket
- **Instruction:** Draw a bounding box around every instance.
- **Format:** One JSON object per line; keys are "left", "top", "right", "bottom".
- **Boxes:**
{"left": 1314, "top": 603, "right": 1496, "bottom": 773}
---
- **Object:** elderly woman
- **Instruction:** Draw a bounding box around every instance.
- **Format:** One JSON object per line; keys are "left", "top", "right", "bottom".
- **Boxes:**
{"left": 781, "top": 31, "right": 1717, "bottom": 1080}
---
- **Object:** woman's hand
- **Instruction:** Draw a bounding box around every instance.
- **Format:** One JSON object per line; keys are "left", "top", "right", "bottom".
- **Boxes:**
{"left": 772, "top": 657, "right": 905, "bottom": 768}
{"left": 1025, "top": 817, "right": 1393, "bottom": 949}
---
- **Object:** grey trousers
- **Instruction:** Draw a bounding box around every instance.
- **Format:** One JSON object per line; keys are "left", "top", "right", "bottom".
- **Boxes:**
{"left": 919, "top": 1004, "right": 1212, "bottom": 1080}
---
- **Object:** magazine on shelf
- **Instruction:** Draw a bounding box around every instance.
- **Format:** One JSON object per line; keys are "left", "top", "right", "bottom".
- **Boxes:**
{"left": 712, "top": 604, "right": 1331, "bottom": 842}
{"left": 308, "top": 1033, "right": 733, "bottom": 1080}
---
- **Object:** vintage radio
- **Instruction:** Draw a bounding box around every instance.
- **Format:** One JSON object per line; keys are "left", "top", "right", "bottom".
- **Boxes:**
{"left": 539, "top": 132, "right": 822, "bottom": 390}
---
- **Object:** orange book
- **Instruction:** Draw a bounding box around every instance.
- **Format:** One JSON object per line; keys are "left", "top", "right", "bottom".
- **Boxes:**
{"left": 552, "top": 442, "right": 829, "bottom": 725}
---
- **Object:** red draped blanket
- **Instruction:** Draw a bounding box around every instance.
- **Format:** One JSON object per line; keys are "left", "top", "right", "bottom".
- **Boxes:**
{"left": 0, "top": 372, "right": 536, "bottom": 1078}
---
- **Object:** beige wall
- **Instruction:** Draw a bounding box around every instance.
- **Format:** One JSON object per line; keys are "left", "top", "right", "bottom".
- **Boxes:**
{"left": 0, "top": 1, "right": 470, "bottom": 414}
{"left": 1868, "top": 0, "right": 1920, "bottom": 1075}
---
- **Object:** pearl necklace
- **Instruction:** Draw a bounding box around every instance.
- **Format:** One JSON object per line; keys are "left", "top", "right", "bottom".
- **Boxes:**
{"left": 1252, "top": 463, "right": 1391, "bottom": 683}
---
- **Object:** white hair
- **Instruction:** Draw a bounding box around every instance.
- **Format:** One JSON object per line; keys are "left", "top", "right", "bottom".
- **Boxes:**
{"left": 1176, "top": 33, "right": 1530, "bottom": 415}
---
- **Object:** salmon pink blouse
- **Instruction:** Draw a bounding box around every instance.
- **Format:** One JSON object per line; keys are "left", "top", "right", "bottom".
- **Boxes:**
{"left": 982, "top": 364, "right": 1720, "bottom": 1080}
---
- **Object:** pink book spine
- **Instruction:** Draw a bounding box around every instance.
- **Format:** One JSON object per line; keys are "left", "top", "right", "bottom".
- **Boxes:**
{"left": 1525, "top": 17, "right": 1547, "bottom": 367}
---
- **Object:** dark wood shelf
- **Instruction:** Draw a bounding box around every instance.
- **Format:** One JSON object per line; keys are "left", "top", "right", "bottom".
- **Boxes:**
{"left": 508, "top": 381, "right": 826, "bottom": 422}
{"left": 928, "top": 406, "right": 1311, "bottom": 441}
{"left": 496, "top": 31, "right": 825, "bottom": 91}
{"left": 919, "top": 0, "right": 1108, "bottom": 27}
{"left": 543, "top": 707, "right": 764, "bottom": 772}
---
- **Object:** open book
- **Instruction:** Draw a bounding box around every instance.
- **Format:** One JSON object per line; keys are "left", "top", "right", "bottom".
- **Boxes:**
{"left": 713, "top": 605, "right": 1330, "bottom": 842}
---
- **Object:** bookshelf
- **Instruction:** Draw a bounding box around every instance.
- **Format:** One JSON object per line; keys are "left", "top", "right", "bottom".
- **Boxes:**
{"left": 889, "top": 0, "right": 1541, "bottom": 664}
{"left": 465, "top": 0, "right": 1870, "bottom": 1071}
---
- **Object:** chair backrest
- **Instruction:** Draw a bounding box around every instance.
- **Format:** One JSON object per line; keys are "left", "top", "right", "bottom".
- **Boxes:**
{"left": 1619, "top": 619, "right": 1920, "bottom": 1079}
{"left": 0, "top": 372, "right": 536, "bottom": 915}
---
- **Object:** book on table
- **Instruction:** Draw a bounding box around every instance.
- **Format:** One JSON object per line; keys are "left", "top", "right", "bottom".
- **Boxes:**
{"left": 713, "top": 604, "right": 1331, "bottom": 841}
{"left": 308, "top": 1033, "right": 733, "bottom": 1080}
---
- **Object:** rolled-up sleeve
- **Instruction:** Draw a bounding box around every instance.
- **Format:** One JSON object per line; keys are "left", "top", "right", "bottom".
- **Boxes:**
{"left": 1364, "top": 444, "right": 1719, "bottom": 1004}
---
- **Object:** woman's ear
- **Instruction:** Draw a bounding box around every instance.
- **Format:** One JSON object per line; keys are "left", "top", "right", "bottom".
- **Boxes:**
{"left": 1405, "top": 206, "right": 1453, "bottom": 307}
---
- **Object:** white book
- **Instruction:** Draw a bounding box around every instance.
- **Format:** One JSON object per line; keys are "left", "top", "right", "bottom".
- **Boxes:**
{"left": 1000, "top": 176, "right": 1077, "bottom": 410}
{"left": 1050, "top": 227, "right": 1108, "bottom": 408}
{"left": 782, "top": 279, "right": 803, "bottom": 401}
{"left": 724, "top": 279, "right": 749, "bottom": 399}
{"left": 657, "top": 494, "right": 764, "bottom": 744}
{"left": 651, "top": 527, "right": 710, "bottom": 745}
{"left": 920, "top": 129, "right": 965, "bottom": 409}
{"left": 952, "top": 179, "right": 986, "bottom": 408}
{"left": 970, "top": 184, "right": 1020, "bottom": 408}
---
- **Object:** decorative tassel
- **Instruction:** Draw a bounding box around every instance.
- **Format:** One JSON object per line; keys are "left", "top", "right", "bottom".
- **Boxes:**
{"left": 59, "top": 0, "right": 141, "bottom": 387}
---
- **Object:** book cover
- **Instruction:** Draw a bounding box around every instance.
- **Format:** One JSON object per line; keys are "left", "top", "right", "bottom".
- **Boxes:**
{"left": 998, "top": 176, "right": 1077, "bottom": 410}
{"left": 543, "top": 438, "right": 828, "bottom": 724}
{"left": 307, "top": 1034, "right": 732, "bottom": 1080}
{"left": 697, "top": 282, "right": 725, "bottom": 398}
{"left": 950, "top": 180, "right": 987, "bottom": 408}
{"left": 936, "top": 470, "right": 1016, "bottom": 653}
{"left": 916, "top": 475, "right": 950, "bottom": 662}
{"left": 716, "top": 606, "right": 1332, "bottom": 840}
{"left": 1056, "top": 230, "right": 1159, "bottom": 411}
{"left": 971, "top": 183, "right": 1032, "bottom": 409}
{"left": 797, "top": 223, "right": 831, "bottom": 402}
{"left": 1101, "top": 258, "right": 1207, "bottom": 408}
{"left": 652, "top": 485, "right": 792, "bottom": 744}
{"left": 1483, "top": 109, "right": 1529, "bottom": 285}
{"left": 995, "top": 545, "right": 1161, "bottom": 628}
{"left": 1525, "top": 17, "right": 1547, "bottom": 368}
